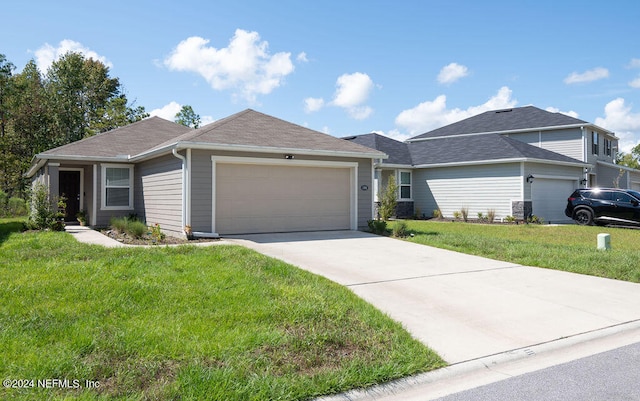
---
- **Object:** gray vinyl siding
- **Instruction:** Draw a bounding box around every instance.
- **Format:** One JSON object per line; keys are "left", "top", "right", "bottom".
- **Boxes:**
{"left": 190, "top": 149, "right": 374, "bottom": 233}
{"left": 135, "top": 154, "right": 183, "bottom": 237}
{"left": 596, "top": 163, "right": 629, "bottom": 189}
{"left": 506, "top": 129, "right": 583, "bottom": 161}
{"left": 522, "top": 162, "right": 584, "bottom": 200}
{"left": 414, "top": 163, "right": 522, "bottom": 220}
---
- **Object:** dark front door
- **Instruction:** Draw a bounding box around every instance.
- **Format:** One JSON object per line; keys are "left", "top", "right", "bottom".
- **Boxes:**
{"left": 59, "top": 170, "right": 81, "bottom": 222}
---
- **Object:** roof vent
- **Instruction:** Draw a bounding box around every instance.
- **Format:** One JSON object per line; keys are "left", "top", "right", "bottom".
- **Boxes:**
{"left": 495, "top": 109, "right": 513, "bottom": 114}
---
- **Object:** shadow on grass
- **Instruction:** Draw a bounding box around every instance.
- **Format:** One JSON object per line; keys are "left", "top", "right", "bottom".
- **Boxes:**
{"left": 0, "top": 220, "right": 26, "bottom": 246}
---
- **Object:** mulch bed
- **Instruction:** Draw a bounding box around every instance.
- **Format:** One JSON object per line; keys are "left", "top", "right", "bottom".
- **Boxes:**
{"left": 99, "top": 229, "right": 219, "bottom": 246}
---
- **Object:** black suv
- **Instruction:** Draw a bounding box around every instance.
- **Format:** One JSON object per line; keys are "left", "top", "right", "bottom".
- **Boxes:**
{"left": 565, "top": 188, "right": 640, "bottom": 226}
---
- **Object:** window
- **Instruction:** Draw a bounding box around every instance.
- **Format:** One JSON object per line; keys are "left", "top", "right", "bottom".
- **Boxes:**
{"left": 399, "top": 170, "right": 411, "bottom": 200}
{"left": 604, "top": 138, "right": 612, "bottom": 157}
{"left": 101, "top": 164, "right": 133, "bottom": 209}
{"left": 592, "top": 131, "right": 599, "bottom": 155}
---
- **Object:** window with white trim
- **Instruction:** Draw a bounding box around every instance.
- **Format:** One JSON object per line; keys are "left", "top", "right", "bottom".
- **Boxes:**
{"left": 399, "top": 170, "right": 412, "bottom": 200}
{"left": 101, "top": 164, "right": 134, "bottom": 209}
{"left": 604, "top": 138, "right": 612, "bottom": 157}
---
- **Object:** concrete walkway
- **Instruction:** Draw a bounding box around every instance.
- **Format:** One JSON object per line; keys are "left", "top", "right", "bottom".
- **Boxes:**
{"left": 227, "top": 230, "right": 640, "bottom": 399}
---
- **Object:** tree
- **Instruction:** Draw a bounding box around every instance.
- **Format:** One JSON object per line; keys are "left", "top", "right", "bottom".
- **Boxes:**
{"left": 0, "top": 54, "right": 16, "bottom": 193}
{"left": 175, "top": 105, "right": 201, "bottom": 128}
{"left": 616, "top": 144, "right": 640, "bottom": 170}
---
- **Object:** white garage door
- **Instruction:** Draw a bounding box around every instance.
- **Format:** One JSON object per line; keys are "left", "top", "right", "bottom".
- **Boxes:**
{"left": 531, "top": 178, "right": 576, "bottom": 223}
{"left": 215, "top": 163, "right": 352, "bottom": 234}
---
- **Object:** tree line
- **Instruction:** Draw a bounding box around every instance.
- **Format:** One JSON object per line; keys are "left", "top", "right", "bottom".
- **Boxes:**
{"left": 0, "top": 52, "right": 201, "bottom": 199}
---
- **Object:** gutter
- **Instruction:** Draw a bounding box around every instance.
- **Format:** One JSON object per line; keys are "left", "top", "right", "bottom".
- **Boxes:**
{"left": 413, "top": 157, "right": 590, "bottom": 169}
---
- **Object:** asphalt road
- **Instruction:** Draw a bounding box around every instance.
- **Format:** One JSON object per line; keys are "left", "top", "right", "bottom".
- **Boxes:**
{"left": 434, "top": 342, "right": 640, "bottom": 401}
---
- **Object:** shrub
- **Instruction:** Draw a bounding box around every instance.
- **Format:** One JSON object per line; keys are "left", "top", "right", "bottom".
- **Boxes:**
{"left": 477, "top": 212, "right": 485, "bottom": 221}
{"left": 110, "top": 216, "right": 129, "bottom": 233}
{"left": 432, "top": 209, "right": 442, "bottom": 219}
{"left": 527, "top": 215, "right": 544, "bottom": 224}
{"left": 367, "top": 219, "right": 387, "bottom": 235}
{"left": 27, "top": 182, "right": 64, "bottom": 230}
{"left": 460, "top": 207, "right": 469, "bottom": 222}
{"left": 504, "top": 215, "right": 516, "bottom": 223}
{"left": 0, "top": 189, "right": 7, "bottom": 216}
{"left": 8, "top": 197, "right": 28, "bottom": 216}
{"left": 392, "top": 220, "right": 409, "bottom": 238}
{"left": 378, "top": 175, "right": 398, "bottom": 221}
{"left": 453, "top": 211, "right": 461, "bottom": 220}
{"left": 150, "top": 223, "right": 166, "bottom": 243}
{"left": 487, "top": 209, "right": 496, "bottom": 224}
{"left": 126, "top": 220, "right": 148, "bottom": 238}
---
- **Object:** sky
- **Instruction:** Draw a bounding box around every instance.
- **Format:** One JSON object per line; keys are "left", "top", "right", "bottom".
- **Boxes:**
{"left": 3, "top": 0, "right": 640, "bottom": 152}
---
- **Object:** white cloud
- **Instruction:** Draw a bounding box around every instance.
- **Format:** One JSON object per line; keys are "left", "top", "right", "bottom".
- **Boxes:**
{"left": 629, "top": 77, "right": 640, "bottom": 89}
{"left": 296, "top": 52, "right": 308, "bottom": 63}
{"left": 34, "top": 39, "right": 112, "bottom": 73}
{"left": 595, "top": 98, "right": 640, "bottom": 153}
{"left": 563, "top": 67, "right": 609, "bottom": 84}
{"left": 330, "top": 72, "right": 375, "bottom": 119}
{"left": 437, "top": 62, "right": 469, "bottom": 84}
{"left": 627, "top": 58, "right": 640, "bottom": 69}
{"left": 164, "top": 30, "right": 294, "bottom": 103}
{"left": 149, "top": 101, "right": 183, "bottom": 121}
{"left": 304, "top": 97, "right": 325, "bottom": 113}
{"left": 395, "top": 86, "right": 517, "bottom": 135}
{"left": 545, "top": 107, "right": 580, "bottom": 118}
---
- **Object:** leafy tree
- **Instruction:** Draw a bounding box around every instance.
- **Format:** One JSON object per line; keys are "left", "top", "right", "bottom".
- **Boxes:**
{"left": 175, "top": 105, "right": 201, "bottom": 128}
{"left": 0, "top": 54, "right": 15, "bottom": 193}
{"left": 616, "top": 145, "right": 640, "bottom": 170}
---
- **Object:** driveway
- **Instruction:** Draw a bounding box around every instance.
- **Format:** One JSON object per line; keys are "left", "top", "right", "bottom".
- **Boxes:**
{"left": 228, "top": 230, "right": 640, "bottom": 365}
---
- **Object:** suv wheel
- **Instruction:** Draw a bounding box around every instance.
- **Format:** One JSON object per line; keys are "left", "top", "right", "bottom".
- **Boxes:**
{"left": 574, "top": 209, "right": 593, "bottom": 226}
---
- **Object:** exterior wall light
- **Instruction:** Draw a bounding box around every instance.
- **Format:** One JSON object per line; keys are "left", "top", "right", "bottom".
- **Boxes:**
{"left": 526, "top": 174, "right": 535, "bottom": 183}
{"left": 284, "top": 154, "right": 294, "bottom": 160}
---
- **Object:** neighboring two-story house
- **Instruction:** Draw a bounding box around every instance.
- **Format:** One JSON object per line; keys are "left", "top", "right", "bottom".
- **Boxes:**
{"left": 345, "top": 106, "right": 640, "bottom": 223}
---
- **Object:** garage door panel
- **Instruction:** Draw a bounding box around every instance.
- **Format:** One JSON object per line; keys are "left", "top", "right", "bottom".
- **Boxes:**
{"left": 216, "top": 163, "right": 352, "bottom": 234}
{"left": 532, "top": 179, "right": 576, "bottom": 223}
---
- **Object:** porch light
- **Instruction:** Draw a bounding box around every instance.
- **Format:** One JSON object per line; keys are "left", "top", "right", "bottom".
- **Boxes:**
{"left": 284, "top": 154, "right": 294, "bottom": 160}
{"left": 580, "top": 178, "right": 588, "bottom": 185}
{"left": 526, "top": 174, "right": 535, "bottom": 183}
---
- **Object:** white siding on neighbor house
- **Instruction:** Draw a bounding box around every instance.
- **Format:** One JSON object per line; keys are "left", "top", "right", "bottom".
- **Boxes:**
{"left": 413, "top": 164, "right": 522, "bottom": 220}
{"left": 135, "top": 154, "right": 183, "bottom": 237}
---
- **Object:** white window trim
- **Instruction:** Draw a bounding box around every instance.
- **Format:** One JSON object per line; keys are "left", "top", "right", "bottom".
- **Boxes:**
{"left": 398, "top": 169, "right": 413, "bottom": 201}
{"left": 101, "top": 163, "right": 134, "bottom": 210}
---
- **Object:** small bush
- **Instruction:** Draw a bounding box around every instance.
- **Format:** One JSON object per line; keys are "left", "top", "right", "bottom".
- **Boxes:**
{"left": 460, "top": 207, "right": 469, "bottom": 222}
{"left": 150, "top": 223, "right": 166, "bottom": 243}
{"left": 487, "top": 209, "right": 496, "bottom": 224}
{"left": 126, "top": 221, "right": 148, "bottom": 238}
{"left": 504, "top": 215, "right": 516, "bottom": 223}
{"left": 110, "top": 216, "right": 129, "bottom": 233}
{"left": 527, "top": 215, "right": 544, "bottom": 224}
{"left": 453, "top": 211, "right": 461, "bottom": 220}
{"left": 367, "top": 219, "right": 387, "bottom": 235}
{"left": 378, "top": 175, "right": 398, "bottom": 221}
{"left": 27, "top": 182, "right": 64, "bottom": 230}
{"left": 477, "top": 212, "right": 485, "bottom": 221}
{"left": 432, "top": 209, "right": 442, "bottom": 219}
{"left": 392, "top": 220, "right": 409, "bottom": 238}
{"left": 0, "top": 189, "right": 7, "bottom": 215}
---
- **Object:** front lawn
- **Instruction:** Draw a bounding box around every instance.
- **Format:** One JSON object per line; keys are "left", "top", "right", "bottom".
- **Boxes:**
{"left": 0, "top": 220, "right": 444, "bottom": 400}
{"left": 402, "top": 220, "right": 640, "bottom": 283}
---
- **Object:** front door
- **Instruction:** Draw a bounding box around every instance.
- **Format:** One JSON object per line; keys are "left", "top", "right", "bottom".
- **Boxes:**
{"left": 59, "top": 170, "right": 81, "bottom": 222}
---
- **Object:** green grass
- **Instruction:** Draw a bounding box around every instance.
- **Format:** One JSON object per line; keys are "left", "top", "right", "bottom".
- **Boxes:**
{"left": 403, "top": 220, "right": 640, "bottom": 282}
{"left": 0, "top": 219, "right": 444, "bottom": 400}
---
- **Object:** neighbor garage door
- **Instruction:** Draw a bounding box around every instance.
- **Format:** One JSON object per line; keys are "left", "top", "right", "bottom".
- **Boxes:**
{"left": 215, "top": 163, "right": 352, "bottom": 234}
{"left": 531, "top": 178, "right": 576, "bottom": 223}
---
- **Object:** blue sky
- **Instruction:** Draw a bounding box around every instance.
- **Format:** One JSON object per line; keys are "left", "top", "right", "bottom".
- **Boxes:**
{"left": 4, "top": 0, "right": 640, "bottom": 151}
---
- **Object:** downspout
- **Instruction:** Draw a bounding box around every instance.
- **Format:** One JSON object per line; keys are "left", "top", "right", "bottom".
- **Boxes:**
{"left": 172, "top": 149, "right": 188, "bottom": 236}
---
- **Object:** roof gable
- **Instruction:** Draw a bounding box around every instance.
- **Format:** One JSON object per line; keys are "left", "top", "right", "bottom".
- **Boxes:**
{"left": 408, "top": 106, "right": 588, "bottom": 141}
{"left": 39, "top": 117, "right": 192, "bottom": 158}
{"left": 343, "top": 133, "right": 412, "bottom": 165}
{"left": 149, "top": 109, "right": 384, "bottom": 157}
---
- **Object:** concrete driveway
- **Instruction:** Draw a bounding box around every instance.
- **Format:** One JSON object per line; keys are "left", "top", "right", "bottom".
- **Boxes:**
{"left": 228, "top": 230, "right": 640, "bottom": 365}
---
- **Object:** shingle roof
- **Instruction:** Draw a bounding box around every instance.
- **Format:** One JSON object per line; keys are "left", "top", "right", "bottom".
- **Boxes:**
{"left": 409, "top": 134, "right": 585, "bottom": 165}
{"left": 343, "top": 133, "right": 412, "bottom": 165}
{"left": 149, "top": 109, "right": 385, "bottom": 157}
{"left": 408, "top": 106, "right": 589, "bottom": 141}
{"left": 39, "top": 117, "right": 192, "bottom": 158}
